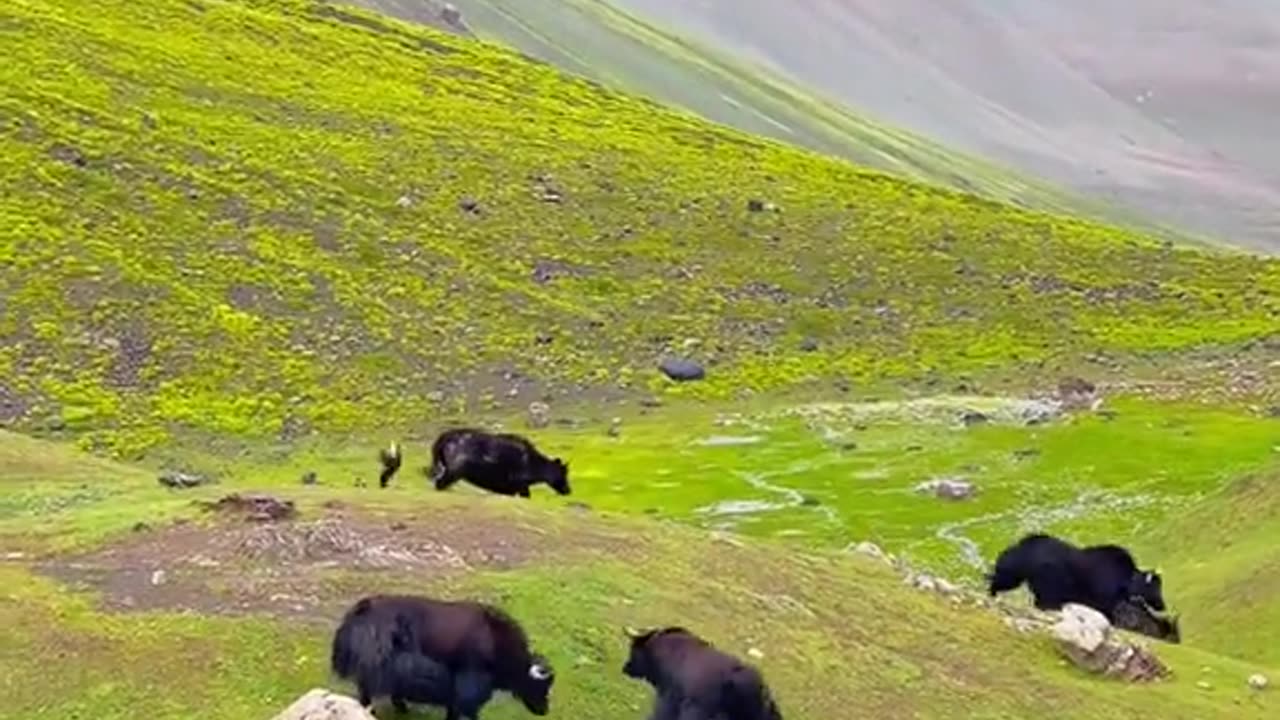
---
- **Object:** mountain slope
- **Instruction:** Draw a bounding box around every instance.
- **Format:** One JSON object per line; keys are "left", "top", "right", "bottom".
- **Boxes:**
{"left": 3, "top": 0, "right": 1279, "bottom": 457}
{"left": 349, "top": 0, "right": 1178, "bottom": 239}
{"left": 1, "top": 430, "right": 1276, "bottom": 720}
{"left": 602, "top": 0, "right": 1280, "bottom": 252}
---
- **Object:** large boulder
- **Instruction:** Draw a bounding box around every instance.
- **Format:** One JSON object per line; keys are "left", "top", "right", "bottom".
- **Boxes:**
{"left": 270, "top": 689, "right": 374, "bottom": 720}
{"left": 1051, "top": 604, "right": 1170, "bottom": 682}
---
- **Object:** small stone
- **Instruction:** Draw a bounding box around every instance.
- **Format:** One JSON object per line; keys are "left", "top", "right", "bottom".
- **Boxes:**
{"left": 150, "top": 569, "right": 167, "bottom": 586}
{"left": 658, "top": 357, "right": 705, "bottom": 382}
{"left": 458, "top": 196, "right": 481, "bottom": 214}
{"left": 746, "top": 647, "right": 764, "bottom": 660}
{"left": 395, "top": 194, "right": 413, "bottom": 208}
{"left": 960, "top": 410, "right": 989, "bottom": 427}
{"left": 799, "top": 336, "right": 820, "bottom": 352}
{"left": 527, "top": 401, "right": 551, "bottom": 429}
{"left": 916, "top": 477, "right": 976, "bottom": 501}
{"left": 747, "top": 198, "right": 767, "bottom": 212}
{"left": 849, "top": 541, "right": 889, "bottom": 563}
{"left": 158, "top": 470, "right": 212, "bottom": 489}
{"left": 1248, "top": 674, "right": 1269, "bottom": 690}
{"left": 607, "top": 417, "right": 622, "bottom": 437}
{"left": 300, "top": 471, "right": 318, "bottom": 485}
{"left": 3, "top": 552, "right": 25, "bottom": 561}
{"left": 1197, "top": 681, "right": 1213, "bottom": 690}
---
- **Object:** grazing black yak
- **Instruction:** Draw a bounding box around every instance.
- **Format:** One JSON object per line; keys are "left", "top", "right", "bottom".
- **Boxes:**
{"left": 426, "top": 427, "right": 570, "bottom": 498}
{"left": 378, "top": 441, "right": 402, "bottom": 488}
{"left": 987, "top": 533, "right": 1166, "bottom": 621}
{"left": 623, "top": 626, "right": 782, "bottom": 720}
{"left": 333, "top": 594, "right": 556, "bottom": 720}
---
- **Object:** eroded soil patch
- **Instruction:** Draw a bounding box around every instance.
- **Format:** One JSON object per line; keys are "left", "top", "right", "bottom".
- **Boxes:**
{"left": 37, "top": 502, "right": 571, "bottom": 621}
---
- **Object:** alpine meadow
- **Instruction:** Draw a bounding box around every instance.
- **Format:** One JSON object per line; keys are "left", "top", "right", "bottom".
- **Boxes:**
{"left": 1, "top": 1, "right": 1278, "bottom": 719}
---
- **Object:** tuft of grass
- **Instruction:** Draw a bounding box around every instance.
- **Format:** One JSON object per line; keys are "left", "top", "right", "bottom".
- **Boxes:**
{"left": 2, "top": 0, "right": 1279, "bottom": 457}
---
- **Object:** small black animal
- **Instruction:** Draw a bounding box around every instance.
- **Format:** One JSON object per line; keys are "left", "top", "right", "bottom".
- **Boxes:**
{"left": 334, "top": 594, "right": 555, "bottom": 720}
{"left": 378, "top": 441, "right": 403, "bottom": 488}
{"left": 427, "top": 427, "right": 570, "bottom": 498}
{"left": 987, "top": 533, "right": 1166, "bottom": 621}
{"left": 623, "top": 626, "right": 782, "bottom": 720}
{"left": 1111, "top": 598, "right": 1181, "bottom": 644}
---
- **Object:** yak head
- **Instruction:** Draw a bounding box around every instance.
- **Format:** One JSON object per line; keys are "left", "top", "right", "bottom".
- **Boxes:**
{"left": 513, "top": 653, "right": 555, "bottom": 716}
{"left": 542, "top": 457, "right": 571, "bottom": 496}
{"left": 622, "top": 626, "right": 692, "bottom": 684}
{"left": 1127, "top": 569, "right": 1165, "bottom": 612}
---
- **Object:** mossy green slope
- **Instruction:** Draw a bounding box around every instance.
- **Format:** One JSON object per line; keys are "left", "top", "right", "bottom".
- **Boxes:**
{"left": 2, "top": 0, "right": 1279, "bottom": 460}
{"left": 1, "top": 431, "right": 1276, "bottom": 720}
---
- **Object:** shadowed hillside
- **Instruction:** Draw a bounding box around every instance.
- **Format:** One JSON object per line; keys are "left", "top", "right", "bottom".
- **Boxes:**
{"left": 600, "top": 0, "right": 1280, "bottom": 252}
{"left": 349, "top": 0, "right": 1178, "bottom": 239}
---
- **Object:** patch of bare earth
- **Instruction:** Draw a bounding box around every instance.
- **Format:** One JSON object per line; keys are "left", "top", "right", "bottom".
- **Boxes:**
{"left": 36, "top": 499, "right": 588, "bottom": 622}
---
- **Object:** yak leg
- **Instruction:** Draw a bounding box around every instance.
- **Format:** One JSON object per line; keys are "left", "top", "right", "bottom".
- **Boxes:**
{"left": 453, "top": 670, "right": 493, "bottom": 720}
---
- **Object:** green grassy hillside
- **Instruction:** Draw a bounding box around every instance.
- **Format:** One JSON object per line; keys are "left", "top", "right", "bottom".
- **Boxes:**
{"left": 3, "top": 1, "right": 1280, "bottom": 718}
{"left": 1, "top": 431, "right": 1276, "bottom": 720}
{"left": 3, "top": 0, "right": 1278, "bottom": 459}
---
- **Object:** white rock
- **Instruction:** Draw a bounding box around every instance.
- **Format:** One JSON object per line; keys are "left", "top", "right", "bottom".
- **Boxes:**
{"left": 747, "top": 647, "right": 764, "bottom": 660}
{"left": 270, "top": 689, "right": 374, "bottom": 720}
{"left": 850, "top": 541, "right": 888, "bottom": 562}
{"left": 150, "top": 570, "right": 166, "bottom": 586}
{"left": 1052, "top": 603, "right": 1111, "bottom": 653}
{"left": 934, "top": 578, "right": 960, "bottom": 595}
{"left": 1248, "top": 674, "right": 1269, "bottom": 690}
{"left": 915, "top": 477, "right": 976, "bottom": 500}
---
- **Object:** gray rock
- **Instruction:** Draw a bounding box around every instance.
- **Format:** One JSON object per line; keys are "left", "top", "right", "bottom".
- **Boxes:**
{"left": 1051, "top": 604, "right": 1170, "bottom": 682}
{"left": 607, "top": 417, "right": 622, "bottom": 437}
{"left": 799, "top": 336, "right": 820, "bottom": 352}
{"left": 527, "top": 401, "right": 551, "bottom": 429}
{"left": 915, "top": 477, "right": 976, "bottom": 501}
{"left": 659, "top": 357, "right": 705, "bottom": 382}
{"left": 158, "top": 470, "right": 212, "bottom": 489}
{"left": 850, "top": 541, "right": 889, "bottom": 563}
{"left": 270, "top": 689, "right": 375, "bottom": 720}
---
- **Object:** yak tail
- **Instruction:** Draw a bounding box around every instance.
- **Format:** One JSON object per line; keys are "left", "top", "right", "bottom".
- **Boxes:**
{"left": 331, "top": 598, "right": 374, "bottom": 679}
{"left": 330, "top": 598, "right": 412, "bottom": 683}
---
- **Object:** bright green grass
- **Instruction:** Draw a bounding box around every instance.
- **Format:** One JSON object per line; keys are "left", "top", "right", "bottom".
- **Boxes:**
{"left": 2, "top": 0, "right": 1279, "bottom": 458}
{"left": 1135, "top": 472, "right": 1280, "bottom": 666}
{"left": 1, "top": 431, "right": 1276, "bottom": 720}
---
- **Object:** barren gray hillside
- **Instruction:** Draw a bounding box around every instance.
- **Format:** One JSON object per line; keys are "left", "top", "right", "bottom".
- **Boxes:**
{"left": 611, "top": 0, "right": 1280, "bottom": 252}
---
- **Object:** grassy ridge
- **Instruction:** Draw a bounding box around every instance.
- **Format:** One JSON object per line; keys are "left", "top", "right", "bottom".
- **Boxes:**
{"left": 2, "top": 0, "right": 1278, "bottom": 458}
{"left": 1, "top": 431, "right": 1276, "bottom": 720}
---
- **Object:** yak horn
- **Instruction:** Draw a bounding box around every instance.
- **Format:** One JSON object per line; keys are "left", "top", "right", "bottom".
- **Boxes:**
{"left": 623, "top": 625, "right": 643, "bottom": 639}
{"left": 529, "top": 663, "right": 552, "bottom": 681}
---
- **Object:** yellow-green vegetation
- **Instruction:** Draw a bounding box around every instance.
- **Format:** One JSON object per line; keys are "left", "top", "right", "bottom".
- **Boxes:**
{"left": 1, "top": 431, "right": 1276, "bottom": 720}
{"left": 3, "top": 1, "right": 1280, "bottom": 718}
{"left": 2, "top": 0, "right": 1279, "bottom": 458}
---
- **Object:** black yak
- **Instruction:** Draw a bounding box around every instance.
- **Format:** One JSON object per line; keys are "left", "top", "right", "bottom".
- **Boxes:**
{"left": 332, "top": 594, "right": 556, "bottom": 720}
{"left": 426, "top": 427, "right": 570, "bottom": 498}
{"left": 622, "top": 626, "right": 782, "bottom": 720}
{"left": 987, "top": 533, "right": 1166, "bottom": 621}
{"left": 378, "top": 441, "right": 403, "bottom": 488}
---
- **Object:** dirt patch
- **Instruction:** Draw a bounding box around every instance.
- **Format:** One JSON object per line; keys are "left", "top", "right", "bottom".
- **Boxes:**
{"left": 37, "top": 503, "right": 559, "bottom": 621}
